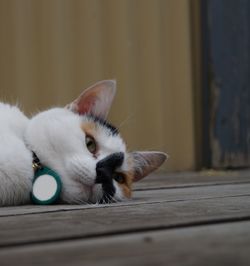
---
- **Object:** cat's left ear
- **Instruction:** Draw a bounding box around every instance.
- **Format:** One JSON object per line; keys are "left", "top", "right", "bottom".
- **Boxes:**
{"left": 66, "top": 80, "right": 116, "bottom": 120}
{"left": 130, "top": 151, "right": 168, "bottom": 182}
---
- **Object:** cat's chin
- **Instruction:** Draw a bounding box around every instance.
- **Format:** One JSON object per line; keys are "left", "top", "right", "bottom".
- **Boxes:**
{"left": 60, "top": 182, "right": 103, "bottom": 204}
{"left": 65, "top": 183, "right": 124, "bottom": 204}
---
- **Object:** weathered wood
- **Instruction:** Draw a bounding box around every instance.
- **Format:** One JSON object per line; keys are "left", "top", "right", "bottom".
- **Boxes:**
{"left": 0, "top": 171, "right": 250, "bottom": 266}
{"left": 205, "top": 0, "right": 250, "bottom": 168}
{"left": 0, "top": 192, "right": 250, "bottom": 247}
{"left": 134, "top": 170, "right": 250, "bottom": 190}
{"left": 1, "top": 171, "right": 250, "bottom": 266}
{"left": 1, "top": 182, "right": 250, "bottom": 217}
{"left": 1, "top": 170, "right": 250, "bottom": 217}
{"left": 0, "top": 221, "right": 250, "bottom": 266}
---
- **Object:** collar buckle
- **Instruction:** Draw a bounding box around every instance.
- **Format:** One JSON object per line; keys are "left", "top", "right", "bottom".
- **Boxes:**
{"left": 32, "top": 152, "right": 42, "bottom": 171}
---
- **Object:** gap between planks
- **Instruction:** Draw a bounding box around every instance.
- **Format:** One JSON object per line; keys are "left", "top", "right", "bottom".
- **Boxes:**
{"left": 1, "top": 194, "right": 250, "bottom": 247}
{"left": 133, "top": 170, "right": 250, "bottom": 190}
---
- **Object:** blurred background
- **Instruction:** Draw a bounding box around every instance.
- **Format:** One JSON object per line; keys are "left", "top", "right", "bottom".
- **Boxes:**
{"left": 0, "top": 0, "right": 249, "bottom": 172}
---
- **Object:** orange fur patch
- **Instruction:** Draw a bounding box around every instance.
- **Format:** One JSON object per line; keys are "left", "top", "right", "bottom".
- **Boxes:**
{"left": 117, "top": 171, "right": 133, "bottom": 198}
{"left": 81, "top": 122, "right": 97, "bottom": 137}
{"left": 117, "top": 156, "right": 134, "bottom": 198}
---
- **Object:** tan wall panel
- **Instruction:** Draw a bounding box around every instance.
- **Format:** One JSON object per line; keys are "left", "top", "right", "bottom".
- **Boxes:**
{"left": 0, "top": 0, "right": 197, "bottom": 171}
{"left": 158, "top": 0, "right": 196, "bottom": 170}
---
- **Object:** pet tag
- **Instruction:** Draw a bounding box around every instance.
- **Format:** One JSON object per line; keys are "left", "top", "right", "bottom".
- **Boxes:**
{"left": 31, "top": 166, "right": 62, "bottom": 205}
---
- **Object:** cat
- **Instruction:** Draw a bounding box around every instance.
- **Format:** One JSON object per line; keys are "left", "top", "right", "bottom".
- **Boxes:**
{"left": 0, "top": 80, "right": 167, "bottom": 206}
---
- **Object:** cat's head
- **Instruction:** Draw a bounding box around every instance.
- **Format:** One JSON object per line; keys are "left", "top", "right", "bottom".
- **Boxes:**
{"left": 26, "top": 80, "right": 167, "bottom": 204}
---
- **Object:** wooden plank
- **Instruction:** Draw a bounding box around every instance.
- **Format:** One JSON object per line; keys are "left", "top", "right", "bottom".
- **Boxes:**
{"left": 0, "top": 220, "right": 250, "bottom": 266}
{"left": 3, "top": 169, "right": 249, "bottom": 217}
{"left": 134, "top": 170, "right": 250, "bottom": 190}
{"left": 1, "top": 182, "right": 250, "bottom": 217}
{"left": 0, "top": 193, "right": 250, "bottom": 247}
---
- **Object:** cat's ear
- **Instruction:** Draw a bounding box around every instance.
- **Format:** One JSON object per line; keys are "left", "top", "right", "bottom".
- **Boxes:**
{"left": 66, "top": 80, "right": 116, "bottom": 120}
{"left": 130, "top": 151, "right": 168, "bottom": 182}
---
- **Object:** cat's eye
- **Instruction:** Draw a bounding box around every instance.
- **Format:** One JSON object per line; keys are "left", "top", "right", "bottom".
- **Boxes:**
{"left": 85, "top": 135, "right": 97, "bottom": 154}
{"left": 113, "top": 173, "right": 126, "bottom": 184}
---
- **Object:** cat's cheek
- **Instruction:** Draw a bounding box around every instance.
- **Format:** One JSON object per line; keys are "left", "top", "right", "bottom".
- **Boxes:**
{"left": 65, "top": 155, "right": 97, "bottom": 186}
{"left": 59, "top": 174, "right": 92, "bottom": 204}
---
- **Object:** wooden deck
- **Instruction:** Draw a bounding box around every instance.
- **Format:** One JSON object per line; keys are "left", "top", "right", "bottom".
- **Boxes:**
{"left": 0, "top": 170, "right": 250, "bottom": 266}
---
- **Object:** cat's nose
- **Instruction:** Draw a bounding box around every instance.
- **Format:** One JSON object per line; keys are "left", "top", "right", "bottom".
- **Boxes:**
{"left": 95, "top": 152, "right": 124, "bottom": 183}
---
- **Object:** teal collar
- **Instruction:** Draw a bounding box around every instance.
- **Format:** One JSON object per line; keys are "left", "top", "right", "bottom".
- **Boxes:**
{"left": 31, "top": 152, "right": 62, "bottom": 205}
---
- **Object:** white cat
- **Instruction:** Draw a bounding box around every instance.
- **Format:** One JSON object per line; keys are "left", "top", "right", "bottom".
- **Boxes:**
{"left": 0, "top": 80, "right": 167, "bottom": 206}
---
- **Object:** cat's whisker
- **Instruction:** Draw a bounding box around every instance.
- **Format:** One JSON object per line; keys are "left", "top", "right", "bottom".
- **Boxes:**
{"left": 96, "top": 189, "right": 103, "bottom": 205}
{"left": 76, "top": 197, "right": 89, "bottom": 205}
{"left": 116, "top": 114, "right": 134, "bottom": 131}
{"left": 112, "top": 196, "right": 120, "bottom": 204}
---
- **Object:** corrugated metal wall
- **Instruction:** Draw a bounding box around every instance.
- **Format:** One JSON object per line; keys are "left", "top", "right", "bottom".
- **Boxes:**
{"left": 0, "top": 0, "right": 197, "bottom": 171}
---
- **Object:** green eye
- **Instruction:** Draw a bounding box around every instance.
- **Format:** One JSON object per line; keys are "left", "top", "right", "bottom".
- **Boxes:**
{"left": 85, "top": 135, "right": 97, "bottom": 154}
{"left": 114, "top": 173, "right": 126, "bottom": 184}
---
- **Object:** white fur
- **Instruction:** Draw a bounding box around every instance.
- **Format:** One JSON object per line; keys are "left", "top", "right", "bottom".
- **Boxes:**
{"left": 0, "top": 103, "right": 33, "bottom": 205}
{"left": 26, "top": 108, "right": 127, "bottom": 204}
{"left": 0, "top": 80, "right": 167, "bottom": 206}
{"left": 0, "top": 104, "right": 127, "bottom": 205}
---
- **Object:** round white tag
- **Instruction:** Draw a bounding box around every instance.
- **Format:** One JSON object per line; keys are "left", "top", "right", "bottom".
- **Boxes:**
{"left": 32, "top": 174, "right": 57, "bottom": 201}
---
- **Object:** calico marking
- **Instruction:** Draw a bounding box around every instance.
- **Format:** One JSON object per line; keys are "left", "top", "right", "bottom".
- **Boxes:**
{"left": 86, "top": 115, "right": 119, "bottom": 136}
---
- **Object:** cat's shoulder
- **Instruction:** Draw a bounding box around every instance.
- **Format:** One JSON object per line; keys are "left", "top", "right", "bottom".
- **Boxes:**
{"left": 0, "top": 102, "right": 27, "bottom": 116}
{"left": 0, "top": 102, "right": 24, "bottom": 115}
{"left": 0, "top": 102, "right": 29, "bottom": 138}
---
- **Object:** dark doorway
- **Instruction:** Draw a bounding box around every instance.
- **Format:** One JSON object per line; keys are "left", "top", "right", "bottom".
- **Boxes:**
{"left": 202, "top": 0, "right": 250, "bottom": 169}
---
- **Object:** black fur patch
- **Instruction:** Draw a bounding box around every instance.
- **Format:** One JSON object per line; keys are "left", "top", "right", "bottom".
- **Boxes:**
{"left": 87, "top": 115, "right": 119, "bottom": 136}
{"left": 96, "top": 152, "right": 124, "bottom": 203}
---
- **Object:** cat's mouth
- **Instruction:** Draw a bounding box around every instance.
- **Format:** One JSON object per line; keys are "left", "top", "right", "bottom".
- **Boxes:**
{"left": 72, "top": 178, "right": 101, "bottom": 203}
{"left": 73, "top": 178, "right": 118, "bottom": 204}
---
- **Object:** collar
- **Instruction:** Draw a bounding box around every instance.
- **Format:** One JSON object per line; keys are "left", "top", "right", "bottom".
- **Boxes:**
{"left": 32, "top": 152, "right": 42, "bottom": 171}
{"left": 31, "top": 152, "right": 62, "bottom": 205}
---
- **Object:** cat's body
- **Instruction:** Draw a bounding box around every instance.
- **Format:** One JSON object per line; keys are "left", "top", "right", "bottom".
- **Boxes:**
{"left": 0, "top": 81, "right": 167, "bottom": 206}
{"left": 0, "top": 103, "right": 33, "bottom": 205}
